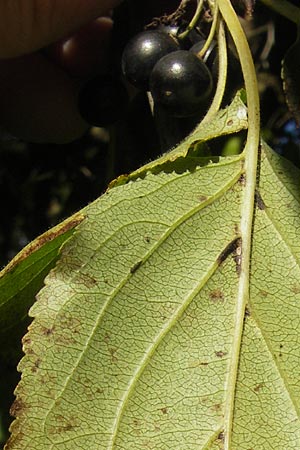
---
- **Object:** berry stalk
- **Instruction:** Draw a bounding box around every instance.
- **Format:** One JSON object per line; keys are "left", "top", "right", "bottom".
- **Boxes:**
{"left": 200, "top": 17, "right": 227, "bottom": 125}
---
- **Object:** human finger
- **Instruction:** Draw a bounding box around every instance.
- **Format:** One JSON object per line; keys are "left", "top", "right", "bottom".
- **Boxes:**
{"left": 0, "top": 0, "right": 121, "bottom": 57}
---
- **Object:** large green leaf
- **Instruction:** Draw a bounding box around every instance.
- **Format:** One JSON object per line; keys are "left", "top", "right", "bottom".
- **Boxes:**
{"left": 4, "top": 99, "right": 300, "bottom": 448}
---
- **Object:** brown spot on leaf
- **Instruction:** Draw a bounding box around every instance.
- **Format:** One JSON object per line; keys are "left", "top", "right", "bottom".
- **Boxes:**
{"left": 291, "top": 284, "right": 300, "bottom": 294}
{"left": 217, "top": 431, "right": 225, "bottom": 442}
{"left": 244, "top": 306, "right": 251, "bottom": 317}
{"left": 238, "top": 173, "right": 246, "bottom": 186}
{"left": 254, "top": 383, "right": 264, "bottom": 392}
{"left": 43, "top": 326, "right": 55, "bottom": 336}
{"left": 279, "top": 343, "right": 284, "bottom": 357}
{"left": 199, "top": 195, "right": 208, "bottom": 202}
{"left": 130, "top": 260, "right": 142, "bottom": 274}
{"left": 211, "top": 403, "right": 222, "bottom": 412}
{"left": 31, "top": 358, "right": 41, "bottom": 373}
{"left": 10, "top": 398, "right": 26, "bottom": 418}
{"left": 133, "top": 418, "right": 140, "bottom": 427}
{"left": 58, "top": 314, "right": 81, "bottom": 333}
{"left": 227, "top": 119, "right": 233, "bottom": 126}
{"left": 160, "top": 407, "right": 168, "bottom": 414}
{"left": 215, "top": 351, "right": 227, "bottom": 358}
{"left": 259, "top": 290, "right": 269, "bottom": 297}
{"left": 255, "top": 189, "right": 266, "bottom": 210}
{"left": 3, "top": 430, "right": 25, "bottom": 450}
{"left": 104, "top": 333, "right": 110, "bottom": 343}
{"left": 109, "top": 347, "right": 118, "bottom": 363}
{"left": 22, "top": 336, "right": 31, "bottom": 346}
{"left": 49, "top": 414, "right": 80, "bottom": 434}
{"left": 76, "top": 272, "right": 97, "bottom": 288}
{"left": 189, "top": 360, "right": 209, "bottom": 368}
{"left": 209, "top": 289, "right": 224, "bottom": 302}
{"left": 217, "top": 238, "right": 240, "bottom": 266}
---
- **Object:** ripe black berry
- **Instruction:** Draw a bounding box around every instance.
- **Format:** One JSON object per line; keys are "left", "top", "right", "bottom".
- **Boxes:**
{"left": 150, "top": 50, "right": 213, "bottom": 117}
{"left": 121, "top": 30, "right": 179, "bottom": 89}
{"left": 78, "top": 75, "right": 128, "bottom": 127}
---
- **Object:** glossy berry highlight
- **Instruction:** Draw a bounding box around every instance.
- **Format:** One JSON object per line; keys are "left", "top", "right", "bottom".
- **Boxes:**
{"left": 150, "top": 50, "right": 213, "bottom": 117}
{"left": 121, "top": 30, "right": 179, "bottom": 89}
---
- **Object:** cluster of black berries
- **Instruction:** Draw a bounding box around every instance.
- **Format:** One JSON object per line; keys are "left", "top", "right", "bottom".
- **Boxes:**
{"left": 77, "top": 26, "right": 219, "bottom": 127}
{"left": 121, "top": 29, "right": 214, "bottom": 118}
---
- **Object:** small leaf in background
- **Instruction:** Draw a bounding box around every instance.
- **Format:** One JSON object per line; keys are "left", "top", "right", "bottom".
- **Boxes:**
{"left": 282, "top": 25, "right": 300, "bottom": 124}
{"left": 0, "top": 212, "right": 84, "bottom": 360}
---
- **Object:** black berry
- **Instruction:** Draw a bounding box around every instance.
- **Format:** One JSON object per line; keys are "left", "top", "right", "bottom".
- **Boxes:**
{"left": 121, "top": 30, "right": 179, "bottom": 89}
{"left": 78, "top": 75, "right": 128, "bottom": 127}
{"left": 150, "top": 50, "right": 213, "bottom": 117}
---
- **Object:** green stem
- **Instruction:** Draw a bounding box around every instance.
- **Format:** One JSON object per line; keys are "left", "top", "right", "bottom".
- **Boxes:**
{"left": 259, "top": 0, "right": 300, "bottom": 24}
{"left": 217, "top": 0, "right": 260, "bottom": 449}
{"left": 200, "top": 17, "right": 227, "bottom": 125}
{"left": 178, "top": 0, "right": 204, "bottom": 40}
{"left": 198, "top": 3, "right": 219, "bottom": 58}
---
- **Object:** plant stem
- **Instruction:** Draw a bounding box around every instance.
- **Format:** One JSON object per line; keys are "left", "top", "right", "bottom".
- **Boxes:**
{"left": 198, "top": 3, "right": 219, "bottom": 58}
{"left": 178, "top": 0, "right": 204, "bottom": 39}
{"left": 259, "top": 0, "right": 300, "bottom": 24}
{"left": 217, "top": 0, "right": 260, "bottom": 449}
{"left": 200, "top": 17, "right": 227, "bottom": 125}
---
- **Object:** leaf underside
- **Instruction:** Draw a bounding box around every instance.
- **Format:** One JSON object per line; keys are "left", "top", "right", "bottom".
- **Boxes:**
{"left": 4, "top": 97, "right": 300, "bottom": 449}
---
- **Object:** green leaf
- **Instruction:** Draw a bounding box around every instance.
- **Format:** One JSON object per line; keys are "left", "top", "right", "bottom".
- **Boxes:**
{"left": 5, "top": 132, "right": 300, "bottom": 448}
{"left": 3, "top": 86, "right": 300, "bottom": 448}
{"left": 0, "top": 212, "right": 84, "bottom": 446}
{"left": 0, "top": 212, "right": 84, "bottom": 362}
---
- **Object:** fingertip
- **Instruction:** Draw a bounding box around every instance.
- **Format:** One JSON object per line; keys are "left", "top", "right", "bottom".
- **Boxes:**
{"left": 0, "top": 0, "right": 122, "bottom": 57}
{"left": 46, "top": 17, "right": 114, "bottom": 78}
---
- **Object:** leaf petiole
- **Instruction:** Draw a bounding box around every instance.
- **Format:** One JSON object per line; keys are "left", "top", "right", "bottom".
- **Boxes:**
{"left": 198, "top": 2, "right": 219, "bottom": 59}
{"left": 200, "top": 17, "right": 228, "bottom": 125}
{"left": 178, "top": 0, "right": 204, "bottom": 40}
